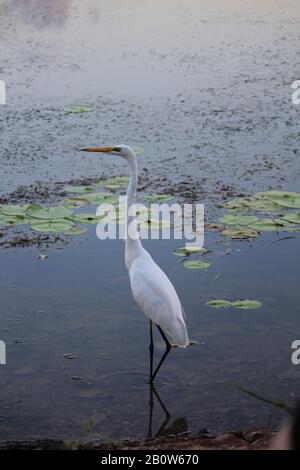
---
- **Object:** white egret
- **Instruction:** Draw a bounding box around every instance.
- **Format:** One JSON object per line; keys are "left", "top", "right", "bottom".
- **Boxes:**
{"left": 81, "top": 145, "right": 189, "bottom": 382}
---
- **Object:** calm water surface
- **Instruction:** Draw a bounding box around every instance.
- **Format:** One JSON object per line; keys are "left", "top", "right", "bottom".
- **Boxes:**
{"left": 0, "top": 226, "right": 299, "bottom": 440}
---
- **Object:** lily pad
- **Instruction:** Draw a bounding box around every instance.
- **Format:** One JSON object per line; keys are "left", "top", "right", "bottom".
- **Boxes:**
{"left": 0, "top": 204, "right": 28, "bottom": 216}
{"left": 173, "top": 246, "right": 207, "bottom": 256}
{"left": 219, "top": 215, "right": 259, "bottom": 226}
{"left": 206, "top": 300, "right": 232, "bottom": 308}
{"left": 183, "top": 260, "right": 211, "bottom": 270}
{"left": 133, "top": 147, "right": 144, "bottom": 154}
{"left": 0, "top": 214, "right": 20, "bottom": 227}
{"left": 222, "top": 227, "right": 258, "bottom": 239}
{"left": 231, "top": 299, "right": 262, "bottom": 310}
{"left": 98, "top": 177, "right": 129, "bottom": 190}
{"left": 25, "top": 204, "right": 73, "bottom": 220}
{"left": 248, "top": 199, "right": 283, "bottom": 212}
{"left": 82, "top": 192, "right": 118, "bottom": 205}
{"left": 31, "top": 220, "right": 75, "bottom": 233}
{"left": 281, "top": 212, "right": 300, "bottom": 224}
{"left": 143, "top": 194, "right": 174, "bottom": 203}
{"left": 65, "top": 185, "right": 95, "bottom": 194}
{"left": 255, "top": 190, "right": 298, "bottom": 199}
{"left": 64, "top": 225, "right": 87, "bottom": 235}
{"left": 250, "top": 219, "right": 289, "bottom": 232}
{"left": 61, "top": 198, "right": 90, "bottom": 208}
{"left": 65, "top": 105, "right": 93, "bottom": 113}
{"left": 273, "top": 196, "right": 300, "bottom": 209}
{"left": 222, "top": 198, "right": 253, "bottom": 210}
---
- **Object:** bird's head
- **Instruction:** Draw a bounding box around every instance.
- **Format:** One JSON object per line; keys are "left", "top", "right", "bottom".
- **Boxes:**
{"left": 81, "top": 144, "right": 136, "bottom": 161}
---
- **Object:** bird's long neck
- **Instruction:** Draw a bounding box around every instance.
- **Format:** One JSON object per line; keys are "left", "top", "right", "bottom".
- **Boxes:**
{"left": 126, "top": 155, "right": 138, "bottom": 219}
{"left": 125, "top": 153, "right": 143, "bottom": 268}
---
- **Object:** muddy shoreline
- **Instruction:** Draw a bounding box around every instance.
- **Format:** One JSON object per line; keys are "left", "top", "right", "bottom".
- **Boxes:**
{"left": 0, "top": 428, "right": 274, "bottom": 450}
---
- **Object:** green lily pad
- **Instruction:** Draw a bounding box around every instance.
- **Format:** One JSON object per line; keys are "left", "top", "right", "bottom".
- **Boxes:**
{"left": 222, "top": 198, "right": 253, "bottom": 210}
{"left": 219, "top": 215, "right": 259, "bottom": 226}
{"left": 255, "top": 190, "right": 299, "bottom": 199}
{"left": 231, "top": 299, "right": 262, "bottom": 310}
{"left": 281, "top": 212, "right": 300, "bottom": 224}
{"left": 173, "top": 246, "right": 207, "bottom": 256}
{"left": 98, "top": 177, "right": 129, "bottom": 190}
{"left": 206, "top": 300, "right": 232, "bottom": 308}
{"left": 64, "top": 225, "right": 87, "bottom": 235}
{"left": 183, "top": 260, "right": 211, "bottom": 270}
{"left": 0, "top": 214, "right": 20, "bottom": 227}
{"left": 31, "top": 220, "right": 75, "bottom": 233}
{"left": 133, "top": 147, "right": 144, "bottom": 154}
{"left": 26, "top": 204, "right": 73, "bottom": 220}
{"left": 249, "top": 219, "right": 289, "bottom": 232}
{"left": 143, "top": 194, "right": 174, "bottom": 203}
{"left": 248, "top": 199, "right": 283, "bottom": 212}
{"left": 82, "top": 192, "right": 118, "bottom": 205}
{"left": 65, "top": 185, "right": 95, "bottom": 194}
{"left": 273, "top": 196, "right": 300, "bottom": 209}
{"left": 65, "top": 105, "right": 93, "bottom": 113}
{"left": 222, "top": 227, "right": 258, "bottom": 239}
{"left": 61, "top": 198, "right": 90, "bottom": 208}
{"left": 67, "top": 213, "right": 104, "bottom": 225}
{"left": 0, "top": 204, "right": 28, "bottom": 216}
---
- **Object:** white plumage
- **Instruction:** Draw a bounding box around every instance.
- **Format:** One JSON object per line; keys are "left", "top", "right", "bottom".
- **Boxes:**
{"left": 129, "top": 249, "right": 189, "bottom": 348}
{"left": 82, "top": 144, "right": 189, "bottom": 381}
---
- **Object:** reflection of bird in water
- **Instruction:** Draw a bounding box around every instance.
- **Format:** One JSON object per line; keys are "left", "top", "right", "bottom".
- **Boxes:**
{"left": 147, "top": 384, "right": 188, "bottom": 439}
{"left": 81, "top": 145, "right": 189, "bottom": 382}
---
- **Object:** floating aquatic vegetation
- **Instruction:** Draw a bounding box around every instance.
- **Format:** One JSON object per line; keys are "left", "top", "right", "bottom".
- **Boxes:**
{"left": 249, "top": 218, "right": 290, "bottom": 232}
{"left": 274, "top": 197, "right": 300, "bottom": 209}
{"left": 65, "top": 105, "right": 93, "bottom": 113}
{"left": 222, "top": 227, "right": 258, "bottom": 239}
{"left": 25, "top": 204, "right": 73, "bottom": 220}
{"left": 219, "top": 214, "right": 259, "bottom": 226}
{"left": 0, "top": 204, "right": 28, "bottom": 216}
{"left": 0, "top": 214, "right": 20, "bottom": 227}
{"left": 81, "top": 192, "right": 118, "bottom": 205}
{"left": 223, "top": 197, "right": 282, "bottom": 212}
{"left": 206, "top": 300, "right": 232, "bottom": 308}
{"left": 65, "top": 185, "right": 95, "bottom": 194}
{"left": 31, "top": 220, "right": 75, "bottom": 233}
{"left": 61, "top": 198, "right": 90, "bottom": 208}
{"left": 97, "top": 176, "right": 129, "bottom": 190}
{"left": 231, "top": 299, "right": 262, "bottom": 309}
{"left": 133, "top": 147, "right": 144, "bottom": 154}
{"left": 255, "top": 190, "right": 298, "bottom": 199}
{"left": 183, "top": 260, "right": 211, "bottom": 270}
{"left": 173, "top": 246, "right": 207, "bottom": 257}
{"left": 255, "top": 191, "right": 300, "bottom": 209}
{"left": 247, "top": 198, "right": 282, "bottom": 212}
{"left": 64, "top": 225, "right": 87, "bottom": 235}
{"left": 207, "top": 299, "right": 262, "bottom": 309}
{"left": 281, "top": 212, "right": 300, "bottom": 224}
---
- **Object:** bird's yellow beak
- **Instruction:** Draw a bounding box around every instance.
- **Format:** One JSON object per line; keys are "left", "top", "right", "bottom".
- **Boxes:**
{"left": 81, "top": 146, "right": 117, "bottom": 153}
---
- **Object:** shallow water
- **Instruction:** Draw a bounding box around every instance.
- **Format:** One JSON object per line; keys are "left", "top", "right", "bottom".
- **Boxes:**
{"left": 0, "top": 0, "right": 299, "bottom": 442}
{"left": 0, "top": 225, "right": 299, "bottom": 440}
{"left": 0, "top": 0, "right": 299, "bottom": 199}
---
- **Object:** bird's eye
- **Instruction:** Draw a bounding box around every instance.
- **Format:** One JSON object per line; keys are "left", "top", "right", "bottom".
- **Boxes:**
{"left": 112, "top": 147, "right": 121, "bottom": 153}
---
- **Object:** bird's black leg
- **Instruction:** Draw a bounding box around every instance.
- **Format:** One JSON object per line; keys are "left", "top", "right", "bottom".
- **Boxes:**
{"left": 149, "top": 326, "right": 171, "bottom": 383}
{"left": 147, "top": 383, "right": 154, "bottom": 438}
{"left": 149, "top": 320, "right": 154, "bottom": 382}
